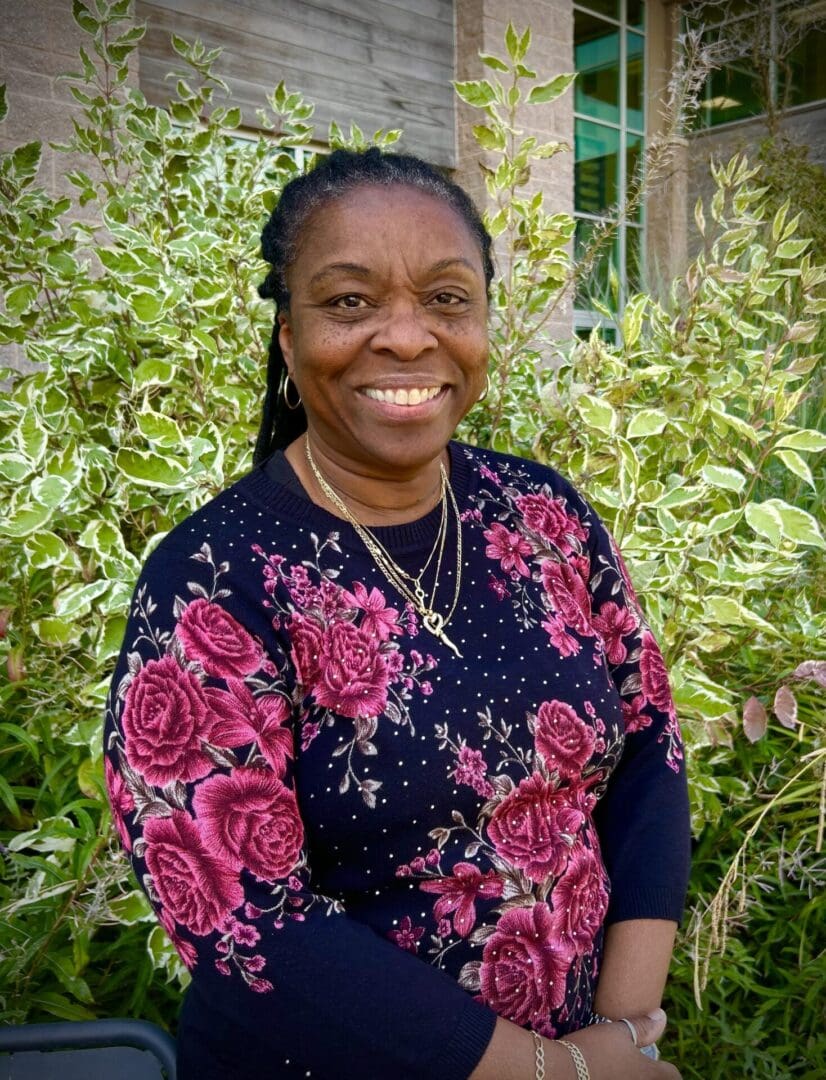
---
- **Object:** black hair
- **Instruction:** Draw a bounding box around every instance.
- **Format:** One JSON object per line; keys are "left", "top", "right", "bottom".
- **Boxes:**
{"left": 253, "top": 147, "right": 495, "bottom": 464}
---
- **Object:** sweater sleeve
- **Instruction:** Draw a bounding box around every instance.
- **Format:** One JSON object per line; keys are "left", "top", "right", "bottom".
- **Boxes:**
{"left": 103, "top": 543, "right": 495, "bottom": 1080}
{"left": 585, "top": 517, "right": 692, "bottom": 926}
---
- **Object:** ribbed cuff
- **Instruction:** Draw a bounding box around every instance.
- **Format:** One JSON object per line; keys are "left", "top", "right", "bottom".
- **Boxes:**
{"left": 428, "top": 997, "right": 496, "bottom": 1080}
{"left": 605, "top": 885, "right": 687, "bottom": 927}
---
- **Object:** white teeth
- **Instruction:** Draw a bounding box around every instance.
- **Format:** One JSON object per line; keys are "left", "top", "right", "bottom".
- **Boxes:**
{"left": 364, "top": 386, "right": 442, "bottom": 405}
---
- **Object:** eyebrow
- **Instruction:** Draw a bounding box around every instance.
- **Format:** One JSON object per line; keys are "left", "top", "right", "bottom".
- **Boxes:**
{"left": 308, "top": 257, "right": 479, "bottom": 287}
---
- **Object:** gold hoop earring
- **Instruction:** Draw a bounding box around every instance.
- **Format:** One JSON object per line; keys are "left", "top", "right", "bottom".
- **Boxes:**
{"left": 478, "top": 373, "right": 491, "bottom": 402}
{"left": 282, "top": 373, "right": 302, "bottom": 411}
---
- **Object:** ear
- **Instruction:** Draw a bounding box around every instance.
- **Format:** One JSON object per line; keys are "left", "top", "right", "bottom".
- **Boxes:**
{"left": 277, "top": 311, "right": 294, "bottom": 374}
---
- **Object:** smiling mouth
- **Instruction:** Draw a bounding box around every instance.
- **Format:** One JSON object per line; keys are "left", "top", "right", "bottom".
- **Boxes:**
{"left": 362, "top": 386, "right": 445, "bottom": 406}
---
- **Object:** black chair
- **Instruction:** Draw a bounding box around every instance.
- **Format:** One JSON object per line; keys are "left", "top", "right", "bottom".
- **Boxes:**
{"left": 0, "top": 1019, "right": 176, "bottom": 1080}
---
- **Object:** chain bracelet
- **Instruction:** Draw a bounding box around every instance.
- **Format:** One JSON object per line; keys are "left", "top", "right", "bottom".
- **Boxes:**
{"left": 531, "top": 1031, "right": 545, "bottom": 1080}
{"left": 559, "top": 1040, "right": 590, "bottom": 1080}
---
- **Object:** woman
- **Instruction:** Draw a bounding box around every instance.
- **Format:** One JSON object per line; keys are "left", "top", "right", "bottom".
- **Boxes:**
{"left": 105, "top": 148, "right": 690, "bottom": 1079}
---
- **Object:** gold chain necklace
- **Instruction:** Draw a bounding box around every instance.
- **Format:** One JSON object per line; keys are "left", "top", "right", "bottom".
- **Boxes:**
{"left": 304, "top": 439, "right": 464, "bottom": 658}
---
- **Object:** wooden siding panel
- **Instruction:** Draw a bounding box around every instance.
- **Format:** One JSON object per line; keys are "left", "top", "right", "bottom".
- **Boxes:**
{"left": 137, "top": 0, "right": 456, "bottom": 166}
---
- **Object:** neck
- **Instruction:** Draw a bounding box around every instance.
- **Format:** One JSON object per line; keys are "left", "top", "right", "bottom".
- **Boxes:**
{"left": 286, "top": 434, "right": 449, "bottom": 526}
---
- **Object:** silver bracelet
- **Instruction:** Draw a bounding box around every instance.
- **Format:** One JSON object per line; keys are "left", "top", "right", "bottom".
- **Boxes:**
{"left": 531, "top": 1030, "right": 545, "bottom": 1080}
{"left": 560, "top": 1040, "right": 590, "bottom": 1080}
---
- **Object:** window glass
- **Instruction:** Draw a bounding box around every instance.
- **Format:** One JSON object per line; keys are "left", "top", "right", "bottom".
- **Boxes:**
{"left": 627, "top": 0, "right": 644, "bottom": 31}
{"left": 575, "top": 11, "right": 620, "bottom": 124}
{"left": 627, "top": 30, "right": 645, "bottom": 132}
{"left": 626, "top": 225, "right": 644, "bottom": 295}
{"left": 700, "top": 58, "right": 763, "bottom": 126}
{"left": 781, "top": 26, "right": 826, "bottom": 108}
{"left": 626, "top": 133, "right": 643, "bottom": 222}
{"left": 575, "top": 219, "right": 619, "bottom": 314}
{"left": 575, "top": 119, "right": 620, "bottom": 216}
{"left": 578, "top": 0, "right": 620, "bottom": 20}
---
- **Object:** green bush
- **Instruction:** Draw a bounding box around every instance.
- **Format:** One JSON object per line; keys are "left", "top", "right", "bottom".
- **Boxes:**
{"left": 1, "top": 5, "right": 824, "bottom": 1074}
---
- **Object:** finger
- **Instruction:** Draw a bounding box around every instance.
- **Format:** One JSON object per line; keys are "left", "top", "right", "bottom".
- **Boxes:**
{"left": 623, "top": 1008, "right": 667, "bottom": 1048}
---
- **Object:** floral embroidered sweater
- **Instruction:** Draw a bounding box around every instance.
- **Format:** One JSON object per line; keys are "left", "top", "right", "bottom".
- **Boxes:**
{"left": 104, "top": 442, "right": 690, "bottom": 1080}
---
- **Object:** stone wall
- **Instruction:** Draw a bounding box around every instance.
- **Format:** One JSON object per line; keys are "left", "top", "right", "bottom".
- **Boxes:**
{"left": 454, "top": 0, "right": 574, "bottom": 341}
{"left": 688, "top": 102, "right": 826, "bottom": 246}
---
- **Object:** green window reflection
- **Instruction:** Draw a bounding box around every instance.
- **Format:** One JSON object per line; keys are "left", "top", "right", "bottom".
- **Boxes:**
{"left": 574, "top": 1, "right": 646, "bottom": 324}
{"left": 627, "top": 30, "right": 645, "bottom": 132}
{"left": 626, "top": 132, "right": 643, "bottom": 223}
{"left": 782, "top": 26, "right": 826, "bottom": 109}
{"left": 575, "top": 119, "right": 620, "bottom": 216}
{"left": 626, "top": 225, "right": 644, "bottom": 296}
{"left": 575, "top": 10, "right": 620, "bottom": 125}
{"left": 574, "top": 219, "right": 619, "bottom": 313}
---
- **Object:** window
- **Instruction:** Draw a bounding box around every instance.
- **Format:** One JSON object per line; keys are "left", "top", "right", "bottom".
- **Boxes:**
{"left": 573, "top": 1, "right": 646, "bottom": 335}
{"left": 689, "top": 1, "right": 826, "bottom": 128}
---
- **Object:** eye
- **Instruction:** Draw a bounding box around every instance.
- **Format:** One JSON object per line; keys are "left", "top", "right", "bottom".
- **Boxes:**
{"left": 431, "top": 291, "right": 467, "bottom": 306}
{"left": 331, "top": 294, "right": 369, "bottom": 310}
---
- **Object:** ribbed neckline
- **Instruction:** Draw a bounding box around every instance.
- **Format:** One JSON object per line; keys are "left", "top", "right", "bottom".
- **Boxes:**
{"left": 236, "top": 441, "right": 477, "bottom": 556}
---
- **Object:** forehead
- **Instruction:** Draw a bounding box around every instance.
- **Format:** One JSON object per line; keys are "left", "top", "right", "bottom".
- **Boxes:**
{"left": 293, "top": 184, "right": 483, "bottom": 275}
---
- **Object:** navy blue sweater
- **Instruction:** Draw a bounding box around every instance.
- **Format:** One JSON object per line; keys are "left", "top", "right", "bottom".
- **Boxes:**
{"left": 104, "top": 443, "right": 690, "bottom": 1079}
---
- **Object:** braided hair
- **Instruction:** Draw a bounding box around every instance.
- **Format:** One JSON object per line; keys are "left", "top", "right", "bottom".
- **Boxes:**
{"left": 253, "top": 147, "right": 495, "bottom": 465}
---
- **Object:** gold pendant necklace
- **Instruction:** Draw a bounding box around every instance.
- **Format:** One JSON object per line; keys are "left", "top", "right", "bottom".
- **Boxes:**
{"left": 304, "top": 439, "right": 464, "bottom": 658}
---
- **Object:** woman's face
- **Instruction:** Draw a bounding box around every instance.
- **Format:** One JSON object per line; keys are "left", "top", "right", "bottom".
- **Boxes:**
{"left": 279, "top": 184, "right": 489, "bottom": 478}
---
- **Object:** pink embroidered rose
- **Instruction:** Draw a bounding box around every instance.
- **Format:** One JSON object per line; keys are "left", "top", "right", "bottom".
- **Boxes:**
{"left": 208, "top": 678, "right": 293, "bottom": 777}
{"left": 540, "top": 560, "right": 593, "bottom": 636}
{"left": 639, "top": 630, "right": 674, "bottom": 714}
{"left": 122, "top": 655, "right": 216, "bottom": 785}
{"left": 105, "top": 756, "right": 135, "bottom": 852}
{"left": 487, "top": 773, "right": 585, "bottom": 882}
{"left": 420, "top": 863, "right": 503, "bottom": 937}
{"left": 484, "top": 522, "right": 532, "bottom": 577}
{"left": 289, "top": 614, "right": 325, "bottom": 689}
{"left": 515, "top": 493, "right": 587, "bottom": 554}
{"left": 314, "top": 621, "right": 390, "bottom": 719}
{"left": 479, "top": 903, "right": 572, "bottom": 1025}
{"left": 342, "top": 582, "right": 402, "bottom": 642}
{"left": 177, "top": 599, "right": 263, "bottom": 678}
{"left": 387, "top": 915, "right": 425, "bottom": 953}
{"left": 451, "top": 743, "right": 494, "bottom": 798}
{"left": 534, "top": 700, "right": 596, "bottom": 779}
{"left": 550, "top": 843, "right": 609, "bottom": 955}
{"left": 193, "top": 768, "right": 304, "bottom": 881}
{"left": 591, "top": 601, "right": 638, "bottom": 665}
{"left": 144, "top": 810, "right": 243, "bottom": 936}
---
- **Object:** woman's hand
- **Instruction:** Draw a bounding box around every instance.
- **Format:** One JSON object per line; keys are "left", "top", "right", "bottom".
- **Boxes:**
{"left": 555, "top": 1008, "right": 681, "bottom": 1079}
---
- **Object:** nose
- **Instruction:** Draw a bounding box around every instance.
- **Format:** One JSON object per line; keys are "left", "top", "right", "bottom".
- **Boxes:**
{"left": 369, "top": 299, "right": 438, "bottom": 361}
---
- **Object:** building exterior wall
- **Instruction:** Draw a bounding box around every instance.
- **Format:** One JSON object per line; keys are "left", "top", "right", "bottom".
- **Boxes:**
{"left": 137, "top": 0, "right": 456, "bottom": 166}
{"left": 687, "top": 101, "right": 826, "bottom": 232}
{"left": 454, "top": 0, "right": 575, "bottom": 339}
{"left": 0, "top": 0, "right": 119, "bottom": 205}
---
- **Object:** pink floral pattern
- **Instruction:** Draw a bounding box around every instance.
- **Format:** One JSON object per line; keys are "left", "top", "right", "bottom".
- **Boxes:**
{"left": 479, "top": 904, "right": 572, "bottom": 1028}
{"left": 121, "top": 655, "right": 218, "bottom": 786}
{"left": 488, "top": 774, "right": 585, "bottom": 882}
{"left": 143, "top": 811, "right": 244, "bottom": 937}
{"left": 469, "top": 459, "right": 683, "bottom": 772}
{"left": 252, "top": 538, "right": 439, "bottom": 806}
{"left": 177, "top": 597, "right": 263, "bottom": 678}
{"left": 105, "top": 449, "right": 687, "bottom": 1039}
{"left": 420, "top": 863, "right": 503, "bottom": 937}
{"left": 193, "top": 769, "right": 304, "bottom": 880}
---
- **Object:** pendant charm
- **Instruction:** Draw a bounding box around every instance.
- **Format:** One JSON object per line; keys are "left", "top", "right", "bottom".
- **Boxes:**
{"left": 423, "top": 610, "right": 463, "bottom": 659}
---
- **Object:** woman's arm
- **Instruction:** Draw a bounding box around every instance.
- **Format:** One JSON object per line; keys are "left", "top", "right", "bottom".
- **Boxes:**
{"left": 468, "top": 1010, "right": 681, "bottom": 1080}
{"left": 593, "top": 919, "right": 678, "bottom": 1017}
